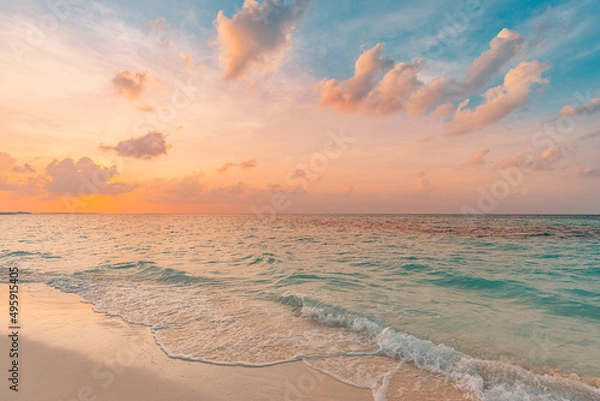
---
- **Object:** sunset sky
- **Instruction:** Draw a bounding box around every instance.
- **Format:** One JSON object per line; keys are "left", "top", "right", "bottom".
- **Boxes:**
{"left": 1, "top": 0, "right": 599, "bottom": 214}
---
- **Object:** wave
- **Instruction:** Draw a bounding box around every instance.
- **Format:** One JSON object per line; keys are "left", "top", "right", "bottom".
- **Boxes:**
{"left": 46, "top": 268, "right": 600, "bottom": 401}
{"left": 426, "top": 271, "right": 600, "bottom": 321}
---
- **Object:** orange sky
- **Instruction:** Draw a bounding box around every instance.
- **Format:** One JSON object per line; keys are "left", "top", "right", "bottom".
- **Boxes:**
{"left": 1, "top": 0, "right": 599, "bottom": 214}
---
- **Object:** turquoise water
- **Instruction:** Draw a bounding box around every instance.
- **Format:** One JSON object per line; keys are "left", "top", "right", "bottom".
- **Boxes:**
{"left": 1, "top": 215, "right": 599, "bottom": 400}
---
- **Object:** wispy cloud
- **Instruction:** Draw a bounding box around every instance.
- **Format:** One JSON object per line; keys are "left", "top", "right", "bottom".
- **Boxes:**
{"left": 217, "top": 158, "right": 258, "bottom": 173}
{"left": 580, "top": 130, "right": 600, "bottom": 140}
{"left": 499, "top": 146, "right": 567, "bottom": 171}
{"left": 460, "top": 149, "right": 490, "bottom": 167}
{"left": 576, "top": 167, "right": 600, "bottom": 178}
{"left": 557, "top": 97, "right": 600, "bottom": 118}
{"left": 142, "top": 174, "right": 255, "bottom": 204}
{"left": 136, "top": 104, "right": 157, "bottom": 114}
{"left": 0, "top": 152, "right": 35, "bottom": 174}
{"left": 180, "top": 52, "right": 195, "bottom": 71}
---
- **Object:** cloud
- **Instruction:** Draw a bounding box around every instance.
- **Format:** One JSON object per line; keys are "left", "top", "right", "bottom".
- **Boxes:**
{"left": 146, "top": 17, "right": 168, "bottom": 32}
{"left": 111, "top": 70, "right": 160, "bottom": 101}
{"left": 12, "top": 163, "right": 35, "bottom": 174}
{"left": 145, "top": 17, "right": 171, "bottom": 45}
{"left": 558, "top": 97, "right": 600, "bottom": 118}
{"left": 412, "top": 170, "right": 437, "bottom": 194}
{"left": 0, "top": 152, "right": 43, "bottom": 198}
{"left": 0, "top": 152, "right": 35, "bottom": 174}
{"left": 0, "top": 152, "right": 17, "bottom": 170}
{"left": 581, "top": 130, "right": 600, "bottom": 140}
{"left": 462, "top": 29, "right": 524, "bottom": 94}
{"left": 317, "top": 44, "right": 420, "bottom": 115}
{"left": 101, "top": 132, "right": 170, "bottom": 160}
{"left": 461, "top": 149, "right": 490, "bottom": 167}
{"left": 316, "top": 44, "right": 403, "bottom": 113}
{"left": 446, "top": 61, "right": 550, "bottom": 136}
{"left": 0, "top": 177, "right": 18, "bottom": 191}
{"left": 429, "top": 102, "right": 454, "bottom": 118}
{"left": 180, "top": 52, "right": 195, "bottom": 71}
{"left": 144, "top": 173, "right": 206, "bottom": 204}
{"left": 317, "top": 29, "right": 526, "bottom": 117}
{"left": 404, "top": 77, "right": 451, "bottom": 116}
{"left": 217, "top": 158, "right": 257, "bottom": 173}
{"left": 576, "top": 167, "right": 600, "bottom": 178}
{"left": 44, "top": 157, "right": 136, "bottom": 198}
{"left": 528, "top": 146, "right": 567, "bottom": 171}
{"left": 215, "top": 0, "right": 312, "bottom": 80}
{"left": 417, "top": 176, "right": 431, "bottom": 191}
{"left": 499, "top": 146, "right": 567, "bottom": 171}
{"left": 136, "top": 104, "right": 156, "bottom": 114}
{"left": 142, "top": 174, "right": 254, "bottom": 204}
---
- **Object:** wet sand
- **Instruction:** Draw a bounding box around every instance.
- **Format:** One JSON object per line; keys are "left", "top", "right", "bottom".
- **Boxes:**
{"left": 0, "top": 283, "right": 469, "bottom": 401}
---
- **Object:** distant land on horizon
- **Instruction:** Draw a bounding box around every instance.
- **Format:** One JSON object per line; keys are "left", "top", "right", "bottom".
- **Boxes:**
{"left": 1, "top": 212, "right": 599, "bottom": 217}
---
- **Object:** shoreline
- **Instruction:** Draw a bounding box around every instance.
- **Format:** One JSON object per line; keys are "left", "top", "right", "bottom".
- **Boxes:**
{"left": 0, "top": 283, "right": 470, "bottom": 401}
{"left": 1, "top": 283, "right": 374, "bottom": 401}
{"left": 1, "top": 283, "right": 596, "bottom": 400}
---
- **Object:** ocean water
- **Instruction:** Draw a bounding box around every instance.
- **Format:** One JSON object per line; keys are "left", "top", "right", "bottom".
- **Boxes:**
{"left": 1, "top": 214, "right": 599, "bottom": 400}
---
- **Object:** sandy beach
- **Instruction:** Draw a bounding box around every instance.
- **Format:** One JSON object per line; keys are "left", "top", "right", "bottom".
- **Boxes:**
{"left": 0, "top": 284, "right": 374, "bottom": 401}
{"left": 0, "top": 283, "right": 469, "bottom": 401}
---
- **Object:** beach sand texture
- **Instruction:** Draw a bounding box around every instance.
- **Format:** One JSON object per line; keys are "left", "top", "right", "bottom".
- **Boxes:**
{"left": 0, "top": 284, "right": 468, "bottom": 401}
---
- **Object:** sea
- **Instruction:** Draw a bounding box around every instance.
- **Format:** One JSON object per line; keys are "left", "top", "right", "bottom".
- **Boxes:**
{"left": 1, "top": 214, "right": 599, "bottom": 400}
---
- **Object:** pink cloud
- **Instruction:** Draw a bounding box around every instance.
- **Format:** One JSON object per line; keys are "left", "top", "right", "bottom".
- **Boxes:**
{"left": 317, "top": 29, "right": 526, "bottom": 117}
{"left": 461, "top": 149, "right": 490, "bottom": 167}
{"left": 142, "top": 174, "right": 257, "bottom": 204}
{"left": 462, "top": 28, "right": 524, "bottom": 94}
{"left": 316, "top": 43, "right": 396, "bottom": 114}
{"left": 217, "top": 158, "right": 258, "bottom": 173}
{"left": 180, "top": 52, "right": 195, "bottom": 71}
{"left": 576, "top": 167, "right": 600, "bottom": 178}
{"left": 499, "top": 146, "right": 567, "bottom": 171}
{"left": 44, "top": 157, "right": 136, "bottom": 198}
{"left": 558, "top": 97, "right": 600, "bottom": 118}
{"left": 0, "top": 152, "right": 35, "bottom": 174}
{"left": 215, "top": 0, "right": 312, "bottom": 80}
{"left": 111, "top": 70, "right": 160, "bottom": 101}
{"left": 446, "top": 61, "right": 550, "bottom": 136}
{"left": 101, "top": 132, "right": 170, "bottom": 160}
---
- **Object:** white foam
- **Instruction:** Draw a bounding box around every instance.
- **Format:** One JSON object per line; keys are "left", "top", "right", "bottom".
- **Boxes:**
{"left": 47, "top": 276, "right": 600, "bottom": 401}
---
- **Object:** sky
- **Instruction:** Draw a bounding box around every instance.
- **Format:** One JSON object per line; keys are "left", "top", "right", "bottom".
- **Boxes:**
{"left": 0, "top": 0, "right": 599, "bottom": 214}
